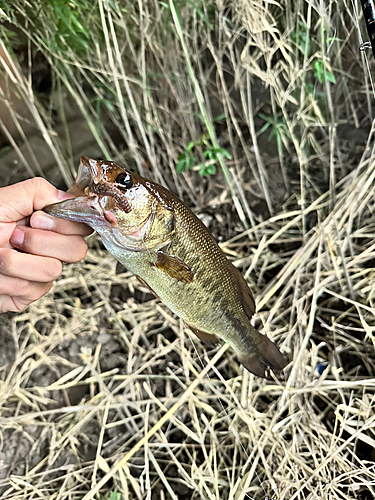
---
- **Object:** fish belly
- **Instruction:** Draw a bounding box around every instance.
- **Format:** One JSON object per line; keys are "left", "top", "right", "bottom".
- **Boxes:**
{"left": 102, "top": 237, "right": 247, "bottom": 352}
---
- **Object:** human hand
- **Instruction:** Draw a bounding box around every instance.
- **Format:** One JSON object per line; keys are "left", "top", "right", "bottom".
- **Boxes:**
{"left": 0, "top": 177, "right": 92, "bottom": 313}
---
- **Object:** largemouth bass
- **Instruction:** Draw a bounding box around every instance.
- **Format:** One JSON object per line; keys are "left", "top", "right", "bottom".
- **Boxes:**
{"left": 45, "top": 156, "right": 287, "bottom": 377}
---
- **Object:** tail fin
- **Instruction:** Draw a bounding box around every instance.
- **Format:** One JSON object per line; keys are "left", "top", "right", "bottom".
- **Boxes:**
{"left": 238, "top": 333, "right": 287, "bottom": 378}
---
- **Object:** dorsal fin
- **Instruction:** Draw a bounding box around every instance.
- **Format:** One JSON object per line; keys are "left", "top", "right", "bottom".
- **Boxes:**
{"left": 228, "top": 262, "right": 256, "bottom": 319}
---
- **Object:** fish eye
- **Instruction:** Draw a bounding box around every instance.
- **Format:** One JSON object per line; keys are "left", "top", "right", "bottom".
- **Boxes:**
{"left": 116, "top": 172, "right": 133, "bottom": 189}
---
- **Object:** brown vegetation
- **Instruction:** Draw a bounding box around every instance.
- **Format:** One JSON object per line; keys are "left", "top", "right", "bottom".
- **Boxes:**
{"left": 0, "top": 0, "right": 375, "bottom": 498}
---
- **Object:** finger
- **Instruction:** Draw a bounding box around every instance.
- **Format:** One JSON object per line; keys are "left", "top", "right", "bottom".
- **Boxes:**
{"left": 0, "top": 177, "right": 73, "bottom": 221}
{"left": 0, "top": 275, "right": 53, "bottom": 313}
{"left": 0, "top": 283, "right": 52, "bottom": 313}
{"left": 0, "top": 296, "right": 28, "bottom": 313}
{"left": 10, "top": 226, "right": 88, "bottom": 263}
{"left": 0, "top": 247, "right": 63, "bottom": 282}
{"left": 30, "top": 211, "right": 93, "bottom": 236}
{"left": 0, "top": 273, "right": 53, "bottom": 299}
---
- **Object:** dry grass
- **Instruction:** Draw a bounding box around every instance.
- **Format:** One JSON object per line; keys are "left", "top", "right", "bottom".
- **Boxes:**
{"left": 1, "top": 0, "right": 375, "bottom": 498}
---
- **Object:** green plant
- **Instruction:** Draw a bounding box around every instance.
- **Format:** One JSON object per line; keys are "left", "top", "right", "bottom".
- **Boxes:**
{"left": 290, "top": 20, "right": 310, "bottom": 55}
{"left": 313, "top": 58, "right": 336, "bottom": 84}
{"left": 259, "top": 113, "right": 290, "bottom": 152}
{"left": 0, "top": 25, "right": 20, "bottom": 51}
{"left": 99, "top": 490, "right": 121, "bottom": 500}
{"left": 47, "top": 0, "right": 92, "bottom": 55}
{"left": 176, "top": 140, "right": 196, "bottom": 173}
{"left": 176, "top": 135, "right": 231, "bottom": 176}
{"left": 290, "top": 20, "right": 336, "bottom": 85}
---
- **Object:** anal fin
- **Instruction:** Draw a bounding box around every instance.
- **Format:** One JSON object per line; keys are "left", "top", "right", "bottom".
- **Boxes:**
{"left": 185, "top": 324, "right": 220, "bottom": 347}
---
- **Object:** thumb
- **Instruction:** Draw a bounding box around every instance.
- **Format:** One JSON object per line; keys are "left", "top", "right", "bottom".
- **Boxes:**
{"left": 0, "top": 177, "right": 73, "bottom": 222}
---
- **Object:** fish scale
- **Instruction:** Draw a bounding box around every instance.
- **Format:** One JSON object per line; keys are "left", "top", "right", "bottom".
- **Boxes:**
{"left": 44, "top": 156, "right": 287, "bottom": 377}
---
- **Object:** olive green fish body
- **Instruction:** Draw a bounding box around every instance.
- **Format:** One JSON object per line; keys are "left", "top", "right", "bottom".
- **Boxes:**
{"left": 103, "top": 195, "right": 252, "bottom": 353}
{"left": 45, "top": 157, "right": 287, "bottom": 377}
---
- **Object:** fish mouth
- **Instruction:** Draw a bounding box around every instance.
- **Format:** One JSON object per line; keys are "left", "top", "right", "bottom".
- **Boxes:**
{"left": 66, "top": 156, "right": 100, "bottom": 197}
{"left": 76, "top": 156, "right": 132, "bottom": 215}
{"left": 44, "top": 193, "right": 117, "bottom": 228}
{"left": 44, "top": 156, "right": 118, "bottom": 226}
{"left": 45, "top": 156, "right": 134, "bottom": 227}
{"left": 44, "top": 194, "right": 152, "bottom": 247}
{"left": 77, "top": 156, "right": 102, "bottom": 185}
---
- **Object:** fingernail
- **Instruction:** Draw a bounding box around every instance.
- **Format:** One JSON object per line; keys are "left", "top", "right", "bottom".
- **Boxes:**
{"left": 57, "top": 189, "right": 74, "bottom": 201}
{"left": 11, "top": 228, "right": 25, "bottom": 247}
{"left": 32, "top": 212, "right": 54, "bottom": 230}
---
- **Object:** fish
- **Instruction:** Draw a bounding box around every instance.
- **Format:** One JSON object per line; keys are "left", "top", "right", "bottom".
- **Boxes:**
{"left": 44, "top": 156, "right": 287, "bottom": 377}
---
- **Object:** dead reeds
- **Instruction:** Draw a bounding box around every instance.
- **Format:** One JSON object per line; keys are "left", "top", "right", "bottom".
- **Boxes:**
{"left": 1, "top": 0, "right": 375, "bottom": 498}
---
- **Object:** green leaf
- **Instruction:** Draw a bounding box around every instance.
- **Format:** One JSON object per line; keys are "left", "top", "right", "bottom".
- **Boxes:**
{"left": 176, "top": 158, "right": 187, "bottom": 173}
{"left": 290, "top": 20, "right": 310, "bottom": 56}
{"left": 325, "top": 71, "right": 336, "bottom": 84}
{"left": 198, "top": 163, "right": 216, "bottom": 176}
{"left": 213, "top": 113, "right": 226, "bottom": 122}
{"left": 206, "top": 164, "right": 216, "bottom": 175}
{"left": 327, "top": 36, "right": 342, "bottom": 43}
{"left": 268, "top": 127, "right": 278, "bottom": 141}
{"left": 102, "top": 99, "right": 116, "bottom": 113}
{"left": 198, "top": 164, "right": 206, "bottom": 176}
{"left": 185, "top": 141, "right": 195, "bottom": 153}
{"left": 99, "top": 489, "right": 121, "bottom": 500}
{"left": 69, "top": 11, "right": 90, "bottom": 38}
{"left": 187, "top": 155, "right": 196, "bottom": 169}
{"left": 314, "top": 60, "right": 325, "bottom": 83}
{"left": 259, "top": 122, "right": 271, "bottom": 134}
{"left": 203, "top": 150, "right": 214, "bottom": 159}
{"left": 313, "top": 59, "right": 336, "bottom": 84}
{"left": 215, "top": 147, "right": 232, "bottom": 159}
{"left": 258, "top": 113, "right": 271, "bottom": 122}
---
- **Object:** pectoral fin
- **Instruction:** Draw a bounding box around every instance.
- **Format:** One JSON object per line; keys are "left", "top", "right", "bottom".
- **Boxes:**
{"left": 153, "top": 250, "right": 194, "bottom": 284}
{"left": 186, "top": 324, "right": 220, "bottom": 346}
